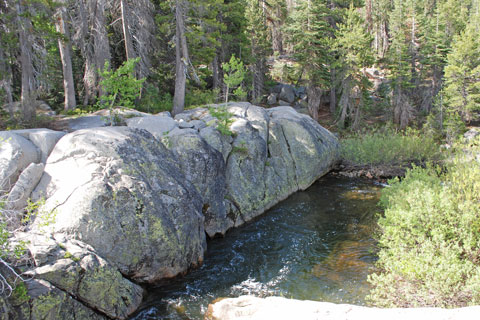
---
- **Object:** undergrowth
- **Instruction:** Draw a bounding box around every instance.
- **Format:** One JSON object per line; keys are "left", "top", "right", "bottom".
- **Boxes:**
{"left": 340, "top": 128, "right": 441, "bottom": 166}
{"left": 368, "top": 138, "right": 480, "bottom": 307}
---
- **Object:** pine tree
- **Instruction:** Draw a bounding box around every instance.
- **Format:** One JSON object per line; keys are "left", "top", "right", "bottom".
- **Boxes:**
{"left": 335, "top": 3, "right": 374, "bottom": 130}
{"left": 387, "top": 0, "right": 415, "bottom": 129}
{"left": 443, "top": 13, "right": 480, "bottom": 132}
{"left": 286, "top": 0, "right": 333, "bottom": 121}
{"left": 245, "top": 0, "right": 270, "bottom": 103}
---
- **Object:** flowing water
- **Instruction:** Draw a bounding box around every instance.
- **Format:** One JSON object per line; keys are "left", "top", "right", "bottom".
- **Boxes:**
{"left": 131, "top": 175, "right": 382, "bottom": 320}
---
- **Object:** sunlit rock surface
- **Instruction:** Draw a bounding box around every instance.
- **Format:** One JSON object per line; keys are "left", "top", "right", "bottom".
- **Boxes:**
{"left": 207, "top": 296, "right": 480, "bottom": 320}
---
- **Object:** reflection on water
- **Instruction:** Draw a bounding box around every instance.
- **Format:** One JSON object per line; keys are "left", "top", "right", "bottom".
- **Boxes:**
{"left": 131, "top": 175, "right": 382, "bottom": 320}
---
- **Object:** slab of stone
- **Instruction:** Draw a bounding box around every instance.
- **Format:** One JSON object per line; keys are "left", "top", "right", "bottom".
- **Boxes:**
{"left": 126, "top": 115, "right": 178, "bottom": 139}
{"left": 7, "top": 162, "right": 44, "bottom": 212}
{"left": 0, "top": 131, "right": 41, "bottom": 192}
{"left": 67, "top": 115, "right": 108, "bottom": 131}
{"left": 10, "top": 128, "right": 66, "bottom": 163}
{"left": 207, "top": 296, "right": 480, "bottom": 320}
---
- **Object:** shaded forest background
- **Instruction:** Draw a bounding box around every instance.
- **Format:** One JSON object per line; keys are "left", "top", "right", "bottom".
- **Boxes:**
{"left": 1, "top": 0, "right": 479, "bottom": 137}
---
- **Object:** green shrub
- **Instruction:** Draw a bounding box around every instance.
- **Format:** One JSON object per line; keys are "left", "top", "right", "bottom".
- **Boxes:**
{"left": 368, "top": 147, "right": 480, "bottom": 307}
{"left": 208, "top": 106, "right": 234, "bottom": 136}
{"left": 97, "top": 58, "right": 145, "bottom": 124}
{"left": 185, "top": 88, "right": 219, "bottom": 109}
{"left": 340, "top": 128, "right": 441, "bottom": 166}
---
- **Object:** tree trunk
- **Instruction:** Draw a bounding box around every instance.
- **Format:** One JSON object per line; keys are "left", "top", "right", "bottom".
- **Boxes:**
{"left": 329, "top": 67, "right": 336, "bottom": 114}
{"left": 121, "top": 0, "right": 136, "bottom": 61}
{"left": 366, "top": 0, "right": 373, "bottom": 32}
{"left": 271, "top": 19, "right": 283, "bottom": 54}
{"left": 16, "top": 0, "right": 36, "bottom": 122}
{"left": 213, "top": 52, "right": 220, "bottom": 91}
{"left": 173, "top": 0, "right": 188, "bottom": 116}
{"left": 55, "top": 2, "right": 76, "bottom": 111}
{"left": 0, "top": 45, "right": 14, "bottom": 111}
{"left": 337, "top": 77, "right": 352, "bottom": 129}
{"left": 251, "top": 50, "right": 264, "bottom": 103}
{"left": 393, "top": 85, "right": 414, "bottom": 129}
{"left": 83, "top": 0, "right": 111, "bottom": 105}
{"left": 307, "top": 84, "right": 321, "bottom": 121}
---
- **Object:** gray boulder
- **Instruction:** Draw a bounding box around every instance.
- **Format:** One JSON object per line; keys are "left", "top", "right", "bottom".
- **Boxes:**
{"left": 190, "top": 119, "right": 207, "bottom": 130}
{"left": 6, "top": 162, "right": 44, "bottom": 213}
{"left": 10, "top": 128, "right": 66, "bottom": 163}
{"left": 199, "top": 126, "right": 233, "bottom": 162}
{"left": 267, "top": 93, "right": 277, "bottom": 105}
{"left": 0, "top": 132, "right": 41, "bottom": 192}
{"left": 279, "top": 85, "right": 295, "bottom": 103}
{"left": 272, "top": 84, "right": 283, "bottom": 94}
{"left": 464, "top": 128, "right": 480, "bottom": 142}
{"left": 32, "top": 127, "right": 206, "bottom": 283}
{"left": 126, "top": 115, "right": 178, "bottom": 139}
{"left": 5, "top": 279, "right": 106, "bottom": 320}
{"left": 22, "top": 233, "right": 144, "bottom": 320}
{"left": 166, "top": 130, "right": 233, "bottom": 237}
{"left": 215, "top": 103, "right": 339, "bottom": 226}
{"left": 67, "top": 115, "right": 108, "bottom": 131}
{"left": 278, "top": 99, "right": 291, "bottom": 106}
{"left": 268, "top": 106, "right": 339, "bottom": 189}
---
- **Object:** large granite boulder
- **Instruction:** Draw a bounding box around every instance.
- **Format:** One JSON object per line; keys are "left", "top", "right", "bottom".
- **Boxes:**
{"left": 13, "top": 103, "right": 339, "bottom": 318}
{"left": 6, "top": 162, "right": 44, "bottom": 213}
{"left": 32, "top": 127, "right": 206, "bottom": 283}
{"left": 165, "top": 129, "right": 233, "bottom": 238}
{"left": 279, "top": 84, "right": 296, "bottom": 104}
{"left": 206, "top": 296, "right": 480, "bottom": 320}
{"left": 220, "top": 104, "right": 339, "bottom": 225}
{"left": 126, "top": 114, "right": 178, "bottom": 139}
{"left": 121, "top": 103, "right": 339, "bottom": 233}
{"left": 0, "top": 132, "right": 41, "bottom": 192}
{"left": 3, "top": 279, "right": 106, "bottom": 320}
{"left": 10, "top": 128, "right": 65, "bottom": 163}
{"left": 17, "top": 233, "right": 144, "bottom": 319}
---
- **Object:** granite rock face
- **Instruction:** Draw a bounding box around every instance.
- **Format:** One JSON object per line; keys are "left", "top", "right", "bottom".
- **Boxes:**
{"left": 32, "top": 127, "right": 206, "bottom": 283}
{"left": 4, "top": 103, "right": 339, "bottom": 319}
{"left": 0, "top": 131, "right": 41, "bottom": 191}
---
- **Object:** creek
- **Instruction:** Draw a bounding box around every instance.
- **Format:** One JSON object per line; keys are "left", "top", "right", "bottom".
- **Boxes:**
{"left": 131, "top": 175, "right": 382, "bottom": 319}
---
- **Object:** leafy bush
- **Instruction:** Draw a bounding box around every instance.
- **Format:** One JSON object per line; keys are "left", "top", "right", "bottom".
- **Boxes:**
{"left": 368, "top": 145, "right": 480, "bottom": 307}
{"left": 340, "top": 128, "right": 441, "bottom": 166}
{"left": 98, "top": 58, "right": 145, "bottom": 110}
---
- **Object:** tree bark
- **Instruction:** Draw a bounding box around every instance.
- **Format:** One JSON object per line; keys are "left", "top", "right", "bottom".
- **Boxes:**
{"left": 16, "top": 0, "right": 36, "bottom": 122}
{"left": 0, "top": 45, "right": 13, "bottom": 110}
{"left": 82, "top": 0, "right": 111, "bottom": 105}
{"left": 329, "top": 67, "right": 336, "bottom": 114}
{"left": 173, "top": 0, "right": 192, "bottom": 116}
{"left": 307, "top": 84, "right": 321, "bottom": 121}
{"left": 120, "top": 0, "right": 136, "bottom": 61}
{"left": 173, "top": 0, "right": 187, "bottom": 116}
{"left": 55, "top": 2, "right": 77, "bottom": 111}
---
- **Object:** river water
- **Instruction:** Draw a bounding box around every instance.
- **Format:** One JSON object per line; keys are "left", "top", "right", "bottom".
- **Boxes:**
{"left": 131, "top": 175, "right": 382, "bottom": 319}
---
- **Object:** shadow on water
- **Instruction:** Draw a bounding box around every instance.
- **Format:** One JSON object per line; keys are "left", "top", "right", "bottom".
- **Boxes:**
{"left": 131, "top": 175, "right": 382, "bottom": 320}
